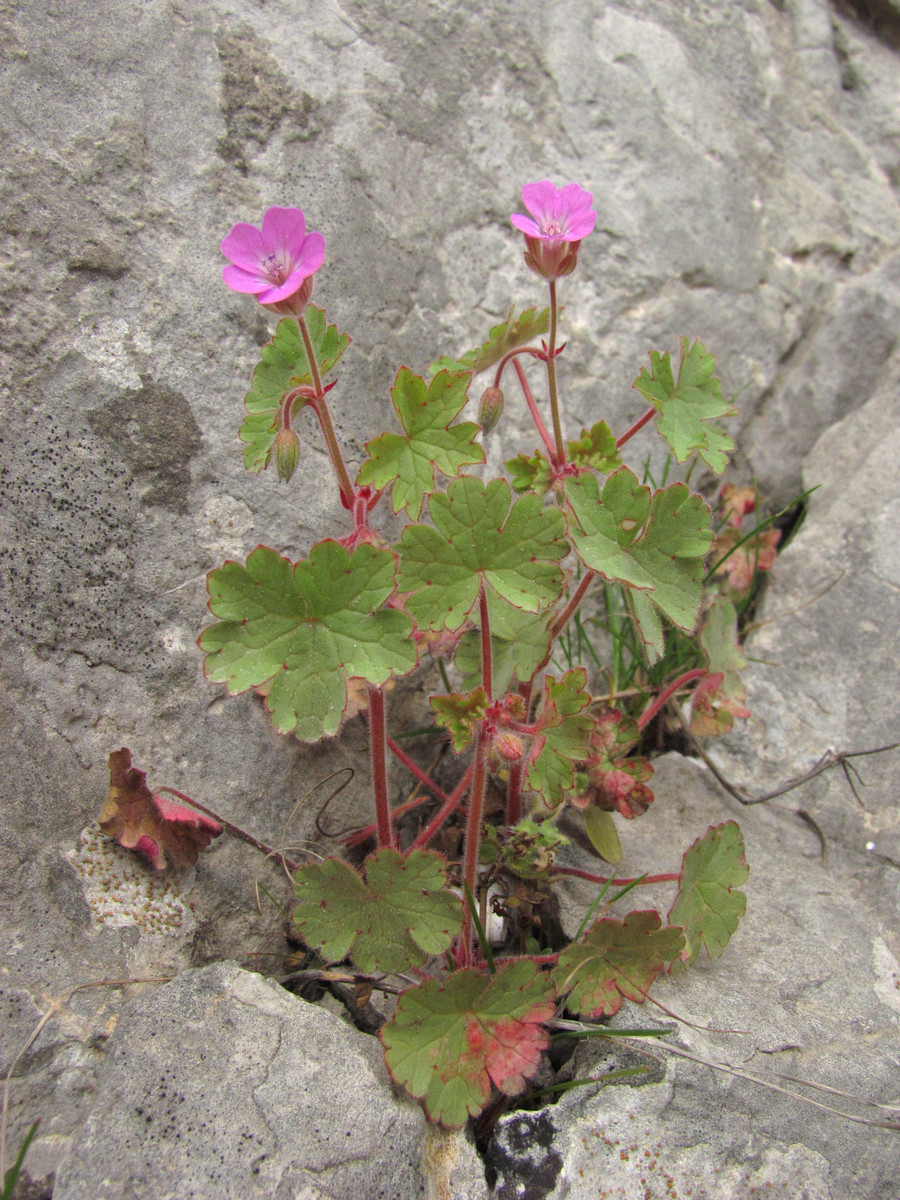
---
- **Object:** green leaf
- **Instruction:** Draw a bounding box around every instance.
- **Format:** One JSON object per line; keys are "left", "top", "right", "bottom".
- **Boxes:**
{"left": 668, "top": 821, "right": 748, "bottom": 972}
{"left": 396, "top": 476, "right": 568, "bottom": 632}
{"left": 200, "top": 541, "right": 416, "bottom": 741}
{"left": 240, "top": 307, "right": 350, "bottom": 472}
{"left": 357, "top": 368, "right": 484, "bottom": 518}
{"left": 525, "top": 669, "right": 595, "bottom": 807}
{"left": 431, "top": 687, "right": 488, "bottom": 752}
{"left": 381, "top": 960, "right": 557, "bottom": 1126}
{"left": 292, "top": 848, "right": 463, "bottom": 974}
{"left": 632, "top": 338, "right": 736, "bottom": 475}
{"left": 429, "top": 306, "right": 550, "bottom": 376}
{"left": 454, "top": 592, "right": 554, "bottom": 694}
{"left": 690, "top": 598, "right": 750, "bottom": 736}
{"left": 552, "top": 910, "right": 685, "bottom": 1018}
{"left": 582, "top": 807, "right": 623, "bottom": 864}
{"left": 565, "top": 469, "right": 713, "bottom": 659}
{"left": 567, "top": 421, "right": 621, "bottom": 474}
{"left": 505, "top": 449, "right": 554, "bottom": 495}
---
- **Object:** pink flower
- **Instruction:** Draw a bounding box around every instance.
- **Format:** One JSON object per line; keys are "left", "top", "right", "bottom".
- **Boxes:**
{"left": 511, "top": 181, "right": 596, "bottom": 244}
{"left": 511, "top": 181, "right": 596, "bottom": 280}
{"left": 221, "top": 206, "right": 325, "bottom": 311}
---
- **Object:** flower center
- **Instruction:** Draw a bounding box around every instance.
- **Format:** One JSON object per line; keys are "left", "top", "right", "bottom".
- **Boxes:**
{"left": 540, "top": 218, "right": 565, "bottom": 238}
{"left": 262, "top": 252, "right": 288, "bottom": 286}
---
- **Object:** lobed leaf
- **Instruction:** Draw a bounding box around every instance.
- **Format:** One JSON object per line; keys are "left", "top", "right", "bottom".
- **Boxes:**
{"left": 292, "top": 848, "right": 463, "bottom": 974}
{"left": 525, "top": 669, "right": 594, "bottom": 807}
{"left": 429, "top": 306, "right": 550, "bottom": 376}
{"left": 99, "top": 749, "right": 222, "bottom": 871}
{"left": 690, "top": 598, "right": 750, "bottom": 737}
{"left": 668, "top": 821, "right": 748, "bottom": 972}
{"left": 431, "top": 687, "right": 489, "bottom": 752}
{"left": 584, "top": 710, "right": 655, "bottom": 818}
{"left": 567, "top": 420, "right": 621, "bottom": 474}
{"left": 565, "top": 469, "right": 713, "bottom": 660}
{"left": 357, "top": 368, "right": 484, "bottom": 518}
{"left": 396, "top": 476, "right": 568, "bottom": 632}
{"left": 632, "top": 337, "right": 736, "bottom": 475}
{"left": 239, "top": 307, "right": 350, "bottom": 472}
{"left": 199, "top": 541, "right": 417, "bottom": 741}
{"left": 381, "top": 960, "right": 556, "bottom": 1126}
{"left": 552, "top": 910, "right": 685, "bottom": 1017}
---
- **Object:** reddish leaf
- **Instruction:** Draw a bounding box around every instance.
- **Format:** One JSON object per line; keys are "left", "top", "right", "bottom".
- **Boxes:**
{"left": 582, "top": 710, "right": 654, "bottom": 818}
{"left": 552, "top": 910, "right": 684, "bottom": 1017}
{"left": 99, "top": 748, "right": 222, "bottom": 870}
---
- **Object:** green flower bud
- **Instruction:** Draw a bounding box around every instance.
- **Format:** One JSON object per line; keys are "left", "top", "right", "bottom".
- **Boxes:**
{"left": 478, "top": 385, "right": 505, "bottom": 434}
{"left": 272, "top": 427, "right": 301, "bottom": 482}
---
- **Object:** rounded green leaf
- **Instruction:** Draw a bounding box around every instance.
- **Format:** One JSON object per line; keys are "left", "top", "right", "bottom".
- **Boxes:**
{"left": 668, "top": 821, "right": 748, "bottom": 972}
{"left": 293, "top": 848, "right": 463, "bottom": 974}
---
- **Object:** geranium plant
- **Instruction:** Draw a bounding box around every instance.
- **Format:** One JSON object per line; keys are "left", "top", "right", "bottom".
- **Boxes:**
{"left": 146, "top": 187, "right": 763, "bottom": 1125}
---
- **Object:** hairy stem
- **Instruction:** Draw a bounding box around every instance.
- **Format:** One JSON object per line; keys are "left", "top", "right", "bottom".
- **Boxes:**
{"left": 387, "top": 738, "right": 452, "bottom": 805}
{"left": 546, "top": 279, "right": 565, "bottom": 464}
{"left": 480, "top": 585, "right": 493, "bottom": 701}
{"left": 616, "top": 406, "right": 656, "bottom": 449}
{"left": 511, "top": 358, "right": 557, "bottom": 462}
{"left": 636, "top": 668, "right": 706, "bottom": 730}
{"left": 551, "top": 866, "right": 681, "bottom": 887}
{"left": 297, "top": 313, "right": 355, "bottom": 508}
{"left": 408, "top": 765, "right": 473, "bottom": 852}
{"left": 156, "top": 787, "right": 299, "bottom": 873}
{"left": 367, "top": 685, "right": 394, "bottom": 849}
{"left": 505, "top": 680, "right": 534, "bottom": 827}
{"left": 549, "top": 569, "right": 597, "bottom": 642}
{"left": 459, "top": 727, "right": 492, "bottom": 965}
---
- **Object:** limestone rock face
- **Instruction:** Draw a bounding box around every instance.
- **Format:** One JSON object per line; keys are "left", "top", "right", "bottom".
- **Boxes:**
{"left": 2, "top": 0, "right": 900, "bottom": 1196}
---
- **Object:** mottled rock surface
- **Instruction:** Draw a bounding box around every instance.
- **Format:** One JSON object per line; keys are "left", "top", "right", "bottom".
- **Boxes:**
{"left": 2, "top": 0, "right": 899, "bottom": 1195}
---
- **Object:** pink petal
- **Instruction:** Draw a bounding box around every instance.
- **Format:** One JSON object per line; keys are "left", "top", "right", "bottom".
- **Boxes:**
{"left": 510, "top": 213, "right": 542, "bottom": 237}
{"left": 292, "top": 229, "right": 325, "bottom": 277}
{"left": 220, "top": 222, "right": 268, "bottom": 270}
{"left": 261, "top": 206, "right": 307, "bottom": 259}
{"left": 222, "top": 264, "right": 271, "bottom": 294}
{"left": 521, "top": 180, "right": 562, "bottom": 225}
{"left": 256, "top": 269, "right": 312, "bottom": 304}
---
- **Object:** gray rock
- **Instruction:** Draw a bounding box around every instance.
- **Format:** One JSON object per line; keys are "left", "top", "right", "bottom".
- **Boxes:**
{"left": 1, "top": 0, "right": 900, "bottom": 1193}
{"left": 50, "top": 962, "right": 450, "bottom": 1200}
{"left": 515, "top": 753, "right": 900, "bottom": 1200}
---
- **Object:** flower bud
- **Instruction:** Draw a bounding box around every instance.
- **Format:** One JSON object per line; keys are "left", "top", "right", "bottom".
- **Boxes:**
{"left": 262, "top": 273, "right": 314, "bottom": 317}
{"left": 493, "top": 731, "right": 523, "bottom": 762}
{"left": 478, "top": 385, "right": 505, "bottom": 433}
{"left": 272, "top": 427, "right": 301, "bottom": 482}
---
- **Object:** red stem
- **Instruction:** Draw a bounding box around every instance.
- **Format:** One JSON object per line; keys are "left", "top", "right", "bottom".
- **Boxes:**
{"left": 297, "top": 313, "right": 355, "bottom": 509}
{"left": 511, "top": 358, "right": 558, "bottom": 462}
{"left": 480, "top": 586, "right": 493, "bottom": 701}
{"left": 551, "top": 866, "right": 681, "bottom": 886}
{"left": 505, "top": 680, "right": 534, "bottom": 826}
{"left": 156, "top": 788, "right": 299, "bottom": 873}
{"left": 408, "top": 765, "right": 473, "bottom": 852}
{"left": 459, "top": 728, "right": 492, "bottom": 964}
{"left": 549, "top": 570, "right": 597, "bottom": 642}
{"left": 636, "top": 668, "right": 706, "bottom": 730}
{"left": 616, "top": 406, "right": 656, "bottom": 449}
{"left": 387, "top": 738, "right": 452, "bottom": 805}
{"left": 367, "top": 685, "right": 394, "bottom": 849}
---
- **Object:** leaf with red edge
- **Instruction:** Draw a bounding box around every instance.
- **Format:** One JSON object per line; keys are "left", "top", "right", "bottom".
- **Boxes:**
{"left": 690, "top": 598, "right": 750, "bottom": 737}
{"left": 584, "top": 710, "right": 655, "bottom": 817}
{"left": 293, "top": 848, "right": 463, "bottom": 974}
{"left": 99, "top": 748, "right": 222, "bottom": 870}
{"left": 525, "top": 669, "right": 594, "bottom": 807}
{"left": 431, "top": 687, "right": 488, "bottom": 752}
{"left": 668, "top": 821, "right": 748, "bottom": 972}
{"left": 552, "top": 910, "right": 685, "bottom": 1017}
{"left": 381, "top": 960, "right": 556, "bottom": 1127}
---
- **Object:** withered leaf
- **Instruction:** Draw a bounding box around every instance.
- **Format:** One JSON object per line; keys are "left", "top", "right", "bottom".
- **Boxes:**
{"left": 99, "top": 748, "right": 222, "bottom": 870}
